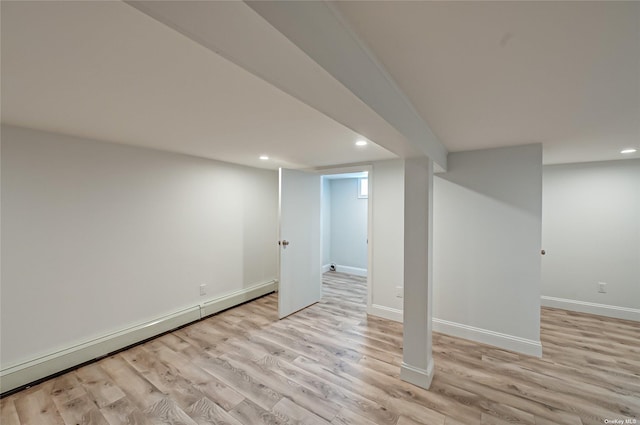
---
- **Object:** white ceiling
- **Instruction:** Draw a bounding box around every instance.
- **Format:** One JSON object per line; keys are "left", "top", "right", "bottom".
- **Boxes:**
{"left": 333, "top": 1, "right": 640, "bottom": 164}
{"left": 0, "top": 1, "right": 395, "bottom": 170}
{"left": 2, "top": 1, "right": 638, "bottom": 168}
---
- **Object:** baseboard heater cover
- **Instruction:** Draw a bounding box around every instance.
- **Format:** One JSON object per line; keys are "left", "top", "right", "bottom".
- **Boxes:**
{"left": 0, "top": 279, "right": 277, "bottom": 395}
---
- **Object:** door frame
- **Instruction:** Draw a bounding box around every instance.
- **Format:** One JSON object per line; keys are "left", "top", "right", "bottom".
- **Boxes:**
{"left": 317, "top": 164, "right": 373, "bottom": 313}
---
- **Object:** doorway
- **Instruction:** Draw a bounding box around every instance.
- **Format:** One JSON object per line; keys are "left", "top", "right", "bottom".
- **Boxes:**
{"left": 320, "top": 167, "right": 372, "bottom": 307}
{"left": 277, "top": 166, "right": 373, "bottom": 320}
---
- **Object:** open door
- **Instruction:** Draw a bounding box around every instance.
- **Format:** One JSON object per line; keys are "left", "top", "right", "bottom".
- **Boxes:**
{"left": 278, "top": 168, "right": 322, "bottom": 319}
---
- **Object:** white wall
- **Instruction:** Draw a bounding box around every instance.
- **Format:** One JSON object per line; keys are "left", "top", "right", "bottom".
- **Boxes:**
{"left": 328, "top": 178, "right": 368, "bottom": 271}
{"left": 1, "top": 125, "right": 278, "bottom": 369}
{"left": 321, "top": 177, "right": 331, "bottom": 267}
{"left": 369, "top": 159, "right": 405, "bottom": 318}
{"left": 542, "top": 159, "right": 640, "bottom": 320}
{"left": 433, "top": 144, "right": 543, "bottom": 356}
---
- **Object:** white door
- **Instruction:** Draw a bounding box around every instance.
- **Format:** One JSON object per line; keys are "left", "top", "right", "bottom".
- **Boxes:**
{"left": 278, "top": 168, "right": 322, "bottom": 319}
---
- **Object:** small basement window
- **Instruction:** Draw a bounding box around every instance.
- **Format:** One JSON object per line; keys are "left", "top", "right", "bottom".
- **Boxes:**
{"left": 358, "top": 177, "right": 368, "bottom": 199}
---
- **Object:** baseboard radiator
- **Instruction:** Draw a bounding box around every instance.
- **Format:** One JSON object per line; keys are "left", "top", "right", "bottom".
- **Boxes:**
{"left": 0, "top": 280, "right": 277, "bottom": 395}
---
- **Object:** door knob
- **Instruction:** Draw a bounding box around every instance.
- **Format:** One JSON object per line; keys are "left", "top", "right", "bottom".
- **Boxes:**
{"left": 281, "top": 240, "right": 290, "bottom": 247}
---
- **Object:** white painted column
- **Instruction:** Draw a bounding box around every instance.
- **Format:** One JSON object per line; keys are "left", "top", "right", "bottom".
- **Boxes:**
{"left": 400, "top": 156, "right": 434, "bottom": 389}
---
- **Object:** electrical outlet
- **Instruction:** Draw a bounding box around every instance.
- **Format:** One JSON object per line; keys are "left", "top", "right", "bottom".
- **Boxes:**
{"left": 200, "top": 284, "right": 207, "bottom": 296}
{"left": 598, "top": 282, "right": 607, "bottom": 293}
{"left": 395, "top": 286, "right": 403, "bottom": 298}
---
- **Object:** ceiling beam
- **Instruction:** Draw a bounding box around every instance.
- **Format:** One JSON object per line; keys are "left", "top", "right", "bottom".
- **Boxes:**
{"left": 246, "top": 0, "right": 447, "bottom": 169}
{"left": 126, "top": 1, "right": 423, "bottom": 163}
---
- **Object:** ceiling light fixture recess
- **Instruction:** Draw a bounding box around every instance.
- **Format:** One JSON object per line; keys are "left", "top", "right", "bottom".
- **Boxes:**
{"left": 355, "top": 140, "right": 367, "bottom": 146}
{"left": 259, "top": 155, "right": 269, "bottom": 160}
{"left": 620, "top": 148, "right": 637, "bottom": 154}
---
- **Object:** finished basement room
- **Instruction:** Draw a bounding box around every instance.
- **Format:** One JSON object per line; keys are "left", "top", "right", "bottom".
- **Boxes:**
{"left": 1, "top": 1, "right": 638, "bottom": 425}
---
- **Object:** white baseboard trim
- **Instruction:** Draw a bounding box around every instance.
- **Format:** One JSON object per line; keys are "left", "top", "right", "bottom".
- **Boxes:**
{"left": 321, "top": 264, "right": 332, "bottom": 273}
{"left": 0, "top": 280, "right": 277, "bottom": 394}
{"left": 334, "top": 265, "right": 367, "bottom": 277}
{"left": 433, "top": 318, "right": 543, "bottom": 358}
{"left": 541, "top": 296, "right": 640, "bottom": 322}
{"left": 369, "top": 304, "right": 403, "bottom": 323}
{"left": 400, "top": 358, "right": 434, "bottom": 389}
{"left": 200, "top": 280, "right": 277, "bottom": 317}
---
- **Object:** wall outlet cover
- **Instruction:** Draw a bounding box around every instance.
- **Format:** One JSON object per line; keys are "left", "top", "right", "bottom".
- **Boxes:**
{"left": 597, "top": 282, "right": 607, "bottom": 293}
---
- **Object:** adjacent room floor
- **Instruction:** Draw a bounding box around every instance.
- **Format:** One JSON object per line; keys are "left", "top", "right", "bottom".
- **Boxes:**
{"left": 1, "top": 272, "right": 638, "bottom": 425}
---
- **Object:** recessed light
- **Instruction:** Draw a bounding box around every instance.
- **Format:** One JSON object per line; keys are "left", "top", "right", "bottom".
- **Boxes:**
{"left": 355, "top": 140, "right": 367, "bottom": 146}
{"left": 620, "top": 148, "right": 637, "bottom": 154}
{"left": 259, "top": 155, "right": 269, "bottom": 160}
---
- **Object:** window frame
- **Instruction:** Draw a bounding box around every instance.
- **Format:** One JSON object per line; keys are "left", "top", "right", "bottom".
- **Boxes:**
{"left": 358, "top": 177, "right": 369, "bottom": 199}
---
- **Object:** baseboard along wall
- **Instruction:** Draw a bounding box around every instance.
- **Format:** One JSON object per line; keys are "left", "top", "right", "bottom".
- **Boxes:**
{"left": 541, "top": 296, "right": 640, "bottom": 322}
{"left": 369, "top": 297, "right": 637, "bottom": 358}
{"left": 0, "top": 280, "right": 277, "bottom": 395}
{"left": 432, "top": 318, "right": 543, "bottom": 358}
{"left": 322, "top": 264, "right": 367, "bottom": 277}
{"left": 367, "top": 304, "right": 542, "bottom": 357}
{"left": 369, "top": 304, "right": 403, "bottom": 323}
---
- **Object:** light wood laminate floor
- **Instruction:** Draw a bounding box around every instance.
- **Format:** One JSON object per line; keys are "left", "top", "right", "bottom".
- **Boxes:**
{"left": 1, "top": 272, "right": 638, "bottom": 425}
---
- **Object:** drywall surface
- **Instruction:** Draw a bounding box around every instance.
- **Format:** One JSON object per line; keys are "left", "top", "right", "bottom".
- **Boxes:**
{"left": 329, "top": 178, "right": 368, "bottom": 270}
{"left": 1, "top": 125, "right": 278, "bottom": 368}
{"left": 401, "top": 157, "right": 434, "bottom": 388}
{"left": 542, "top": 159, "right": 640, "bottom": 315}
{"left": 370, "top": 159, "right": 405, "bottom": 313}
{"left": 433, "top": 144, "right": 543, "bottom": 348}
{"left": 321, "top": 177, "right": 331, "bottom": 267}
